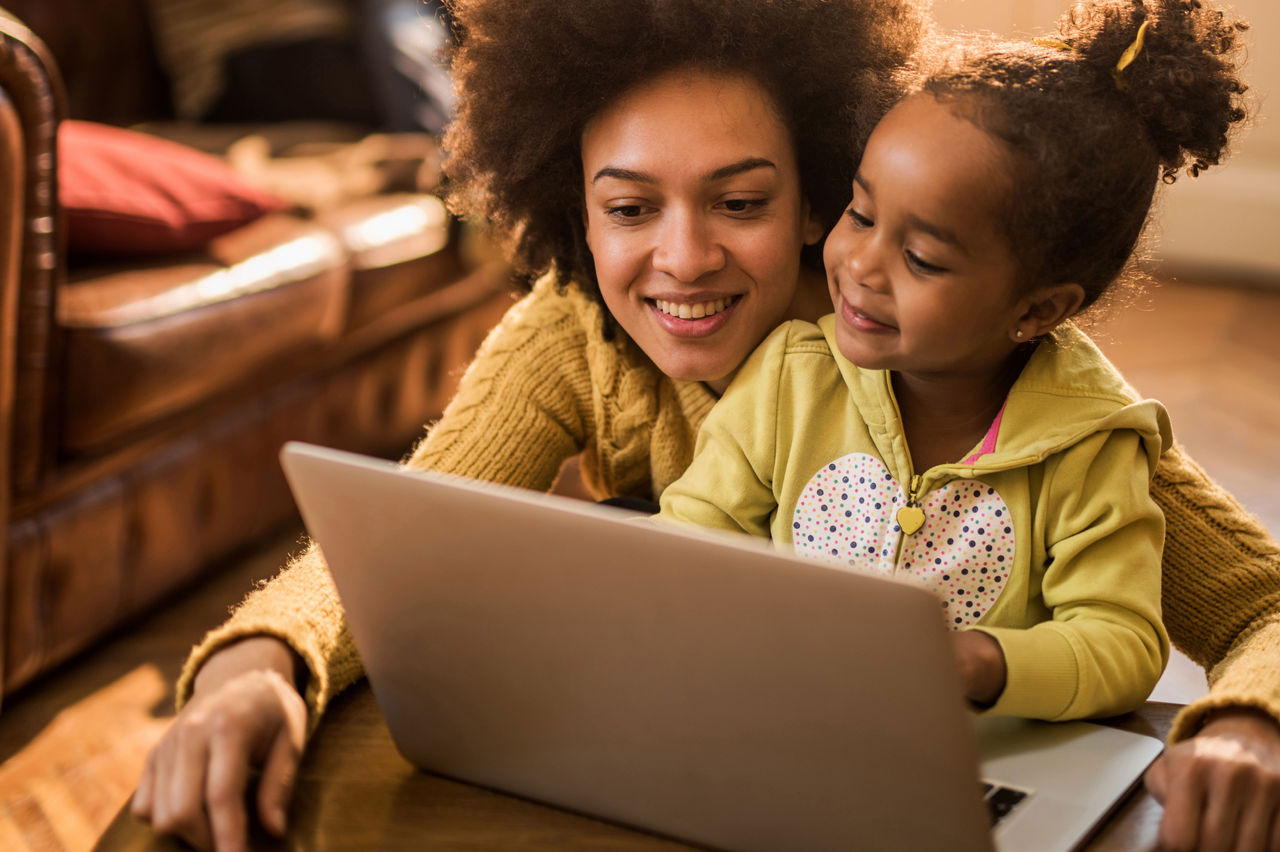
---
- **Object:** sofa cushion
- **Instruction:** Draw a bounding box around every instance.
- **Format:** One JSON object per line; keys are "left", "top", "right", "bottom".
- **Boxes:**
{"left": 60, "top": 120, "right": 287, "bottom": 255}
{"left": 58, "top": 214, "right": 348, "bottom": 453}
{"left": 316, "top": 194, "right": 465, "bottom": 332}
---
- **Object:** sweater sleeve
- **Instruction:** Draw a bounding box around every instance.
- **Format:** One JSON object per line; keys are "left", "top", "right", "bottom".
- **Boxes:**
{"left": 176, "top": 281, "right": 600, "bottom": 725}
{"left": 978, "top": 429, "right": 1169, "bottom": 720}
{"left": 1153, "top": 444, "right": 1280, "bottom": 742}
{"left": 656, "top": 324, "right": 786, "bottom": 537}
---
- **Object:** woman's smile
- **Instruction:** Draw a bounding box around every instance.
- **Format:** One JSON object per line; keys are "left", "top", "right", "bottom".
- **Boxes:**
{"left": 581, "top": 68, "right": 824, "bottom": 394}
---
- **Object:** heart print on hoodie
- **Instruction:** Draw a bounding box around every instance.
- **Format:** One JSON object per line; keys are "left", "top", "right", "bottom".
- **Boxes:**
{"left": 791, "top": 453, "right": 1014, "bottom": 629}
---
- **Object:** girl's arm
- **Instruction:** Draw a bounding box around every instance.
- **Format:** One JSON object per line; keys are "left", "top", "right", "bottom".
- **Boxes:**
{"left": 975, "top": 428, "right": 1169, "bottom": 720}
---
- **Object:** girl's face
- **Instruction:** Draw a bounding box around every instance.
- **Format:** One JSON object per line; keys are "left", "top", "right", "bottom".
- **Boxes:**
{"left": 582, "top": 69, "right": 824, "bottom": 394}
{"left": 824, "top": 94, "right": 1027, "bottom": 379}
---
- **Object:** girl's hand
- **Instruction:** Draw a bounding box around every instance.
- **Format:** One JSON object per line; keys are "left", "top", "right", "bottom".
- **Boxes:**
{"left": 131, "top": 636, "right": 308, "bottom": 852}
{"left": 951, "top": 629, "right": 1007, "bottom": 707}
{"left": 1146, "top": 707, "right": 1280, "bottom": 852}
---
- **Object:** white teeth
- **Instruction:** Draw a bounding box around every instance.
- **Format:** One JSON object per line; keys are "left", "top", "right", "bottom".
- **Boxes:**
{"left": 655, "top": 297, "right": 732, "bottom": 319}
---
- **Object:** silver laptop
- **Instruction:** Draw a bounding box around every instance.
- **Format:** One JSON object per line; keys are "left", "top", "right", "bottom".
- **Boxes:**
{"left": 280, "top": 442, "right": 1164, "bottom": 852}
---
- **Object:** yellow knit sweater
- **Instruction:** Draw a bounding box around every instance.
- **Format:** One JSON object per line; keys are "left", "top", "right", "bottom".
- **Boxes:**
{"left": 177, "top": 277, "right": 1280, "bottom": 742}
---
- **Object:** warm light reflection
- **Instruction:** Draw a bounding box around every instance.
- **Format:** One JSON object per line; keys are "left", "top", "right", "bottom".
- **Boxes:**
{"left": 0, "top": 665, "right": 171, "bottom": 851}
{"left": 343, "top": 200, "right": 449, "bottom": 269}
{"left": 110, "top": 234, "right": 345, "bottom": 327}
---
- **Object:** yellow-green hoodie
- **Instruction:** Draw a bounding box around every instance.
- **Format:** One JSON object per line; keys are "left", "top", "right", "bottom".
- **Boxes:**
{"left": 659, "top": 316, "right": 1172, "bottom": 721}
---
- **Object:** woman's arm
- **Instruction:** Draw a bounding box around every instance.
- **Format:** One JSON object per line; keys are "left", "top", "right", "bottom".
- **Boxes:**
{"left": 1153, "top": 443, "right": 1280, "bottom": 737}
{"left": 1144, "top": 443, "right": 1280, "bottom": 852}
{"left": 139, "top": 280, "right": 604, "bottom": 849}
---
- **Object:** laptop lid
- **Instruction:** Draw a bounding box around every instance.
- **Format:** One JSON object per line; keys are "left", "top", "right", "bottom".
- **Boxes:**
{"left": 281, "top": 441, "right": 994, "bottom": 852}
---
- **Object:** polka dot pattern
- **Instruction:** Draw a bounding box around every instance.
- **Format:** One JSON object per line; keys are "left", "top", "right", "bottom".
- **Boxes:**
{"left": 793, "top": 453, "right": 1014, "bottom": 630}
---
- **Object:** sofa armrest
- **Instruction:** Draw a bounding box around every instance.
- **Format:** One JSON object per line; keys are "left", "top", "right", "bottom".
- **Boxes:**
{"left": 0, "top": 7, "right": 65, "bottom": 497}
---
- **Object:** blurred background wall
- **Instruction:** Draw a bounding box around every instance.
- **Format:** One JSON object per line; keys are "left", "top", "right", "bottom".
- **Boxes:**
{"left": 932, "top": 0, "right": 1279, "bottom": 283}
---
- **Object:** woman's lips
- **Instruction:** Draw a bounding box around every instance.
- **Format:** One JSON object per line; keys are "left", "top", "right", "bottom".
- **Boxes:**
{"left": 648, "top": 295, "right": 740, "bottom": 338}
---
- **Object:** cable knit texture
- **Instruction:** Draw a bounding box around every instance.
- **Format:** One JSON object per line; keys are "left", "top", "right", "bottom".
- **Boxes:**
{"left": 175, "top": 276, "right": 716, "bottom": 729}
{"left": 1155, "top": 445, "right": 1280, "bottom": 741}
{"left": 178, "top": 279, "right": 1280, "bottom": 742}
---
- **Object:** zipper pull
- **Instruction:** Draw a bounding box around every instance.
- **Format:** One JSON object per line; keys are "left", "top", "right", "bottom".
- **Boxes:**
{"left": 896, "top": 474, "right": 925, "bottom": 536}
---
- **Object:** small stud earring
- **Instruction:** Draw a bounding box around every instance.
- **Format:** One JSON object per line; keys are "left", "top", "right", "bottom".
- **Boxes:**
{"left": 1015, "top": 329, "right": 1025, "bottom": 340}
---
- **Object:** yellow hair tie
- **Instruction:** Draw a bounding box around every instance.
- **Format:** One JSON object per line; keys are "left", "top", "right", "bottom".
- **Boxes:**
{"left": 1112, "top": 20, "right": 1150, "bottom": 88}
{"left": 1032, "top": 36, "right": 1075, "bottom": 52}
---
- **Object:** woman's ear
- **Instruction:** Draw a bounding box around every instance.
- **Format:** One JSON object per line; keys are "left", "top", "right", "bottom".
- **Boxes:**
{"left": 802, "top": 200, "right": 825, "bottom": 246}
{"left": 1010, "top": 283, "right": 1086, "bottom": 342}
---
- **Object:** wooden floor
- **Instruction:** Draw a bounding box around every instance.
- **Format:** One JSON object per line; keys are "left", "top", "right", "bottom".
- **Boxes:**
{"left": 0, "top": 276, "right": 1276, "bottom": 852}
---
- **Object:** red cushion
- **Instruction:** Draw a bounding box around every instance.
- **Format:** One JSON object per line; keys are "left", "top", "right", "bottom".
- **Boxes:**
{"left": 59, "top": 120, "right": 287, "bottom": 255}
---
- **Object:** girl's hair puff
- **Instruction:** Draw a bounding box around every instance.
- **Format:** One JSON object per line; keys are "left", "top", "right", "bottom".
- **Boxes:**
{"left": 442, "top": 0, "right": 925, "bottom": 299}
{"left": 915, "top": 0, "right": 1247, "bottom": 309}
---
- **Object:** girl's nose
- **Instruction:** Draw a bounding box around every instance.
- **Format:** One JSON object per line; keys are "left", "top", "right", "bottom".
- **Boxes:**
{"left": 651, "top": 210, "right": 726, "bottom": 283}
{"left": 843, "top": 236, "right": 890, "bottom": 293}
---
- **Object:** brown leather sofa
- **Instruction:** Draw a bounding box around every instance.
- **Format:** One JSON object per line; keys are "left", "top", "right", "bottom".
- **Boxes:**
{"left": 0, "top": 4, "right": 515, "bottom": 700}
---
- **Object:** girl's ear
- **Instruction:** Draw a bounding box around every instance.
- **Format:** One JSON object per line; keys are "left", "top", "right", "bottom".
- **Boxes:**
{"left": 1010, "top": 283, "right": 1086, "bottom": 342}
{"left": 802, "top": 200, "right": 825, "bottom": 246}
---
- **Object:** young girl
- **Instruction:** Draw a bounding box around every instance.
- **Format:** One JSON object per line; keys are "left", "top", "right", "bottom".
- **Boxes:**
{"left": 658, "top": 0, "right": 1248, "bottom": 721}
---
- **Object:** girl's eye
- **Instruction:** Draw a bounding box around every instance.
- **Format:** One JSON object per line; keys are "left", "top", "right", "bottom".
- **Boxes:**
{"left": 905, "top": 250, "right": 946, "bottom": 275}
{"left": 845, "top": 207, "right": 873, "bottom": 229}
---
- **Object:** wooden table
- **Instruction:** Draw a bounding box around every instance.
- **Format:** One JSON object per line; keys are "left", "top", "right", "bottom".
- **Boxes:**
{"left": 95, "top": 682, "right": 1180, "bottom": 850}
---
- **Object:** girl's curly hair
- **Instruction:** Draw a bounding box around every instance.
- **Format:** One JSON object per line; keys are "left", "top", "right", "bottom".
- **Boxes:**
{"left": 912, "top": 0, "right": 1248, "bottom": 309}
{"left": 442, "top": 0, "right": 925, "bottom": 299}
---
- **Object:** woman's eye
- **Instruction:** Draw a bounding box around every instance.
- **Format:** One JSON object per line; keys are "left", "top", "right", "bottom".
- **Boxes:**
{"left": 719, "top": 198, "right": 767, "bottom": 215}
{"left": 605, "top": 204, "right": 652, "bottom": 221}
{"left": 905, "top": 250, "right": 946, "bottom": 275}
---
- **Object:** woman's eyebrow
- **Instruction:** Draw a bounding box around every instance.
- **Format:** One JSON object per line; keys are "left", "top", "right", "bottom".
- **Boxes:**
{"left": 592, "top": 166, "right": 655, "bottom": 184}
{"left": 706, "top": 157, "right": 776, "bottom": 182}
{"left": 591, "top": 157, "right": 776, "bottom": 185}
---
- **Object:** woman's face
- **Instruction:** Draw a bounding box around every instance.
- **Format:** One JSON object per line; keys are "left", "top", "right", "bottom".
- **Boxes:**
{"left": 581, "top": 69, "right": 824, "bottom": 394}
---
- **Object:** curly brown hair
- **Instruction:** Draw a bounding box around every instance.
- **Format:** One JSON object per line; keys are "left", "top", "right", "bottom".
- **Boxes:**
{"left": 442, "top": 0, "right": 925, "bottom": 300}
{"left": 912, "top": 0, "right": 1247, "bottom": 309}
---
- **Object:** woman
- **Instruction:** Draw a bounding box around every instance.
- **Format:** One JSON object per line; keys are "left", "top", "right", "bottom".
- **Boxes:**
{"left": 133, "top": 1, "right": 1280, "bottom": 850}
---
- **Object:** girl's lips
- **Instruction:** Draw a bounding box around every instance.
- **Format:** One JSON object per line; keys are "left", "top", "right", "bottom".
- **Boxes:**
{"left": 648, "top": 296, "right": 740, "bottom": 338}
{"left": 839, "top": 296, "right": 896, "bottom": 333}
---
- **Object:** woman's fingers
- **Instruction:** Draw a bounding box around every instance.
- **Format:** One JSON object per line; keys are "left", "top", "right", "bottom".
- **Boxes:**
{"left": 205, "top": 724, "right": 254, "bottom": 852}
{"left": 1151, "top": 747, "right": 1206, "bottom": 852}
{"left": 134, "top": 667, "right": 308, "bottom": 851}
{"left": 255, "top": 675, "right": 308, "bottom": 837}
{"left": 131, "top": 747, "right": 156, "bottom": 819}
{"left": 1233, "top": 784, "right": 1278, "bottom": 852}
{"left": 1198, "top": 763, "right": 1245, "bottom": 852}
{"left": 156, "top": 716, "right": 215, "bottom": 850}
{"left": 1149, "top": 710, "right": 1280, "bottom": 852}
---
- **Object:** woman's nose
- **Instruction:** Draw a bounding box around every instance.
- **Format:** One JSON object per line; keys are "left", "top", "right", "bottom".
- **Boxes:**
{"left": 651, "top": 210, "right": 726, "bottom": 283}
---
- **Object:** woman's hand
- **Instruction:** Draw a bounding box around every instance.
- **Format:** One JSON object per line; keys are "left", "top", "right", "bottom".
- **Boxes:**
{"left": 951, "top": 629, "right": 1007, "bottom": 707}
{"left": 131, "top": 636, "right": 309, "bottom": 852}
{"left": 1146, "top": 707, "right": 1280, "bottom": 852}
